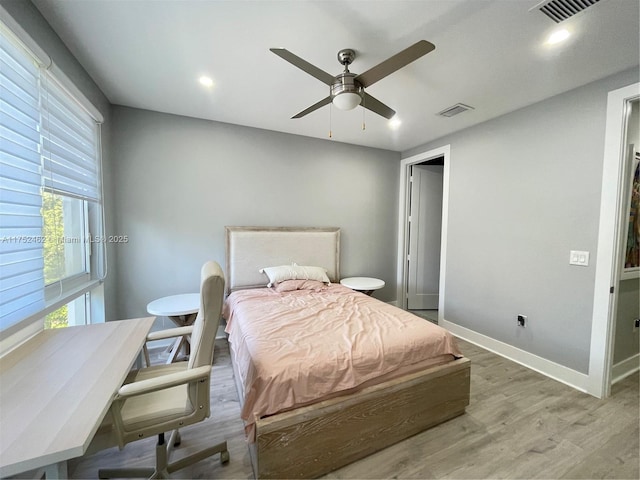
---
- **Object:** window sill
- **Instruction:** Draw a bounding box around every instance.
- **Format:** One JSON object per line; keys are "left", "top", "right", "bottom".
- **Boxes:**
{"left": 44, "top": 278, "right": 102, "bottom": 316}
{"left": 0, "top": 279, "right": 103, "bottom": 340}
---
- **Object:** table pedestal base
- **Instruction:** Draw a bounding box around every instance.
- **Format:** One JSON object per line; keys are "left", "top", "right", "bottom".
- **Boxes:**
{"left": 164, "top": 313, "right": 197, "bottom": 363}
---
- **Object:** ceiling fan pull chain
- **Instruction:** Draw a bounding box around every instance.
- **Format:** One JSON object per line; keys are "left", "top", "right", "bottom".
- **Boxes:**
{"left": 329, "top": 103, "right": 332, "bottom": 138}
{"left": 362, "top": 95, "right": 366, "bottom": 131}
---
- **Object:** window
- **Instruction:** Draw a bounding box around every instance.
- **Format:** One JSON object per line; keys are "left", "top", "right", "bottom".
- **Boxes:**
{"left": 45, "top": 293, "right": 90, "bottom": 329}
{"left": 43, "top": 191, "right": 88, "bottom": 285}
{"left": 0, "top": 20, "right": 104, "bottom": 334}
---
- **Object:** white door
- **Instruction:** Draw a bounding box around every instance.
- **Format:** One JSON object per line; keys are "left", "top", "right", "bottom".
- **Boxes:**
{"left": 407, "top": 164, "right": 443, "bottom": 310}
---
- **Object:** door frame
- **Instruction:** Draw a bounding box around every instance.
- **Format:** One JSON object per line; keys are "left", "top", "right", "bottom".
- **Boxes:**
{"left": 590, "top": 82, "right": 639, "bottom": 398}
{"left": 396, "top": 144, "right": 450, "bottom": 319}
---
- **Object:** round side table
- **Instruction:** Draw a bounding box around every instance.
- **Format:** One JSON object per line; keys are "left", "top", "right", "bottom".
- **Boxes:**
{"left": 147, "top": 293, "right": 199, "bottom": 363}
{"left": 340, "top": 277, "right": 385, "bottom": 296}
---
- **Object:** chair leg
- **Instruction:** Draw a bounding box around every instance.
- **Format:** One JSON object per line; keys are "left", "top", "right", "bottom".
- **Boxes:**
{"left": 169, "top": 428, "right": 181, "bottom": 447}
{"left": 167, "top": 440, "right": 229, "bottom": 474}
{"left": 98, "top": 434, "right": 170, "bottom": 479}
{"left": 98, "top": 432, "right": 229, "bottom": 479}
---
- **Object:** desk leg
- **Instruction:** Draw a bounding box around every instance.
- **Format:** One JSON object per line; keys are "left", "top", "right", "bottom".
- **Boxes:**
{"left": 44, "top": 461, "right": 68, "bottom": 479}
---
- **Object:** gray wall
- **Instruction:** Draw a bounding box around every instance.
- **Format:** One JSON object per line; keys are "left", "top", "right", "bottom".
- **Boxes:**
{"left": 111, "top": 106, "right": 399, "bottom": 321}
{"left": 403, "top": 68, "right": 640, "bottom": 374}
{"left": 1, "top": 0, "right": 118, "bottom": 321}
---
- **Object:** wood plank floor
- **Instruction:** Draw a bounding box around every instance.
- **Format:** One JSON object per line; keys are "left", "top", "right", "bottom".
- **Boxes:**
{"left": 69, "top": 338, "right": 639, "bottom": 479}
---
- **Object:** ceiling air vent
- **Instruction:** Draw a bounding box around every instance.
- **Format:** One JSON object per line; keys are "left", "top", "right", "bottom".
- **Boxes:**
{"left": 533, "top": 0, "right": 600, "bottom": 23}
{"left": 437, "top": 103, "right": 474, "bottom": 118}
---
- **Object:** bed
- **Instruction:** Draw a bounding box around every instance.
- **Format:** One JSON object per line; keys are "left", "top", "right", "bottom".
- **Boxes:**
{"left": 223, "top": 226, "right": 470, "bottom": 479}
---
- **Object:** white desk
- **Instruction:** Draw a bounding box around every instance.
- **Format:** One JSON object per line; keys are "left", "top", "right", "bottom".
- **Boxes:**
{"left": 340, "top": 277, "right": 385, "bottom": 295}
{"left": 0, "top": 317, "right": 155, "bottom": 478}
{"left": 147, "top": 293, "right": 199, "bottom": 363}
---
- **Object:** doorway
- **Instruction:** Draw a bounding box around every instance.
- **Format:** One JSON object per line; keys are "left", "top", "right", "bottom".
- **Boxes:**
{"left": 396, "top": 145, "right": 450, "bottom": 323}
{"left": 610, "top": 99, "right": 639, "bottom": 384}
{"left": 407, "top": 161, "right": 444, "bottom": 322}
{"left": 590, "top": 82, "right": 640, "bottom": 398}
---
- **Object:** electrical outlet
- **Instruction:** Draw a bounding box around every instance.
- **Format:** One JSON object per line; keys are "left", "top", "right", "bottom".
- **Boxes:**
{"left": 517, "top": 314, "right": 527, "bottom": 327}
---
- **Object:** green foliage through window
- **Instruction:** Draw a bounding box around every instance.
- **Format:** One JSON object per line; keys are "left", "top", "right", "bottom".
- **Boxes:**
{"left": 42, "top": 191, "right": 65, "bottom": 284}
{"left": 42, "top": 191, "right": 68, "bottom": 329}
{"left": 45, "top": 305, "right": 68, "bottom": 329}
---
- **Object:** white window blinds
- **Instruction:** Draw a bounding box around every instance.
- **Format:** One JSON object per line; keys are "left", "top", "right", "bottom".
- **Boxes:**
{"left": 0, "top": 32, "right": 45, "bottom": 330}
{"left": 41, "top": 75, "right": 100, "bottom": 202}
{"left": 0, "top": 21, "right": 102, "bottom": 332}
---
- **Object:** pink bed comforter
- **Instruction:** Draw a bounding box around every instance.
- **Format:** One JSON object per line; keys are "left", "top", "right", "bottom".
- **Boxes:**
{"left": 223, "top": 284, "right": 462, "bottom": 438}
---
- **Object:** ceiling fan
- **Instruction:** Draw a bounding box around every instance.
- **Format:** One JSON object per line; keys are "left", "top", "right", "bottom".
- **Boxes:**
{"left": 270, "top": 40, "right": 435, "bottom": 120}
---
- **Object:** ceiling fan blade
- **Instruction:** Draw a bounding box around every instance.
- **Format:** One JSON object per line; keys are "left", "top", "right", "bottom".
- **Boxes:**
{"left": 292, "top": 96, "right": 333, "bottom": 119}
{"left": 355, "top": 40, "right": 435, "bottom": 88}
{"left": 270, "top": 48, "right": 335, "bottom": 86}
{"left": 362, "top": 92, "right": 396, "bottom": 120}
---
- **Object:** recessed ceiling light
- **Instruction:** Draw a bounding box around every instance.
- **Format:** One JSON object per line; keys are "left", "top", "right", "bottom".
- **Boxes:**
{"left": 199, "top": 76, "right": 214, "bottom": 87}
{"left": 388, "top": 117, "right": 402, "bottom": 130}
{"left": 546, "top": 28, "right": 570, "bottom": 45}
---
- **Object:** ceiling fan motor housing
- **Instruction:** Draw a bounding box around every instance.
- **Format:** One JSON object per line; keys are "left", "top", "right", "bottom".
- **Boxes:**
{"left": 331, "top": 72, "right": 362, "bottom": 97}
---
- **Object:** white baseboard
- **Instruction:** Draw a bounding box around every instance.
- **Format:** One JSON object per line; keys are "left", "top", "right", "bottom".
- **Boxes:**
{"left": 611, "top": 353, "right": 640, "bottom": 384}
{"left": 440, "top": 319, "right": 591, "bottom": 394}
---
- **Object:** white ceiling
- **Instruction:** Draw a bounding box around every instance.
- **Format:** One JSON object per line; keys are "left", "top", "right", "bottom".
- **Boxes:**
{"left": 33, "top": 0, "right": 639, "bottom": 152}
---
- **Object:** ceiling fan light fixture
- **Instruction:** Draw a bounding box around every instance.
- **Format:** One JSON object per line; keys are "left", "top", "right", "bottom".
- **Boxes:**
{"left": 332, "top": 91, "right": 362, "bottom": 111}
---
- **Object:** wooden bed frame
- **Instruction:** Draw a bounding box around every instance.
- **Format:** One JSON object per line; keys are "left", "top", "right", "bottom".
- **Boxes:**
{"left": 224, "top": 226, "right": 470, "bottom": 479}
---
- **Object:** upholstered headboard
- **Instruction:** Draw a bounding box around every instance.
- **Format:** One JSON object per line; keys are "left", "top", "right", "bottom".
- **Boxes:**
{"left": 225, "top": 226, "right": 340, "bottom": 293}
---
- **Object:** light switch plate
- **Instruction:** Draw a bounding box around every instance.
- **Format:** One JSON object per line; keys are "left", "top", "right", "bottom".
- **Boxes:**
{"left": 570, "top": 250, "right": 590, "bottom": 266}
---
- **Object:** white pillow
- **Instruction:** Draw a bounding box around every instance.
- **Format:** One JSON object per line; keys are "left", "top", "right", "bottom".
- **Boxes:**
{"left": 259, "top": 264, "right": 330, "bottom": 286}
{"left": 272, "top": 279, "right": 326, "bottom": 293}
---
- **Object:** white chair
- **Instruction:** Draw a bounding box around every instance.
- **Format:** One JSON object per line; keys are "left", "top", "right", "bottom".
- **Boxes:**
{"left": 94, "top": 261, "right": 229, "bottom": 479}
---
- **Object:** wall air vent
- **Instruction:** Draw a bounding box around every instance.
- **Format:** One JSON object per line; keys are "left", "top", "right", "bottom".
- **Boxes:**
{"left": 533, "top": 0, "right": 600, "bottom": 23}
{"left": 437, "top": 103, "right": 474, "bottom": 118}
